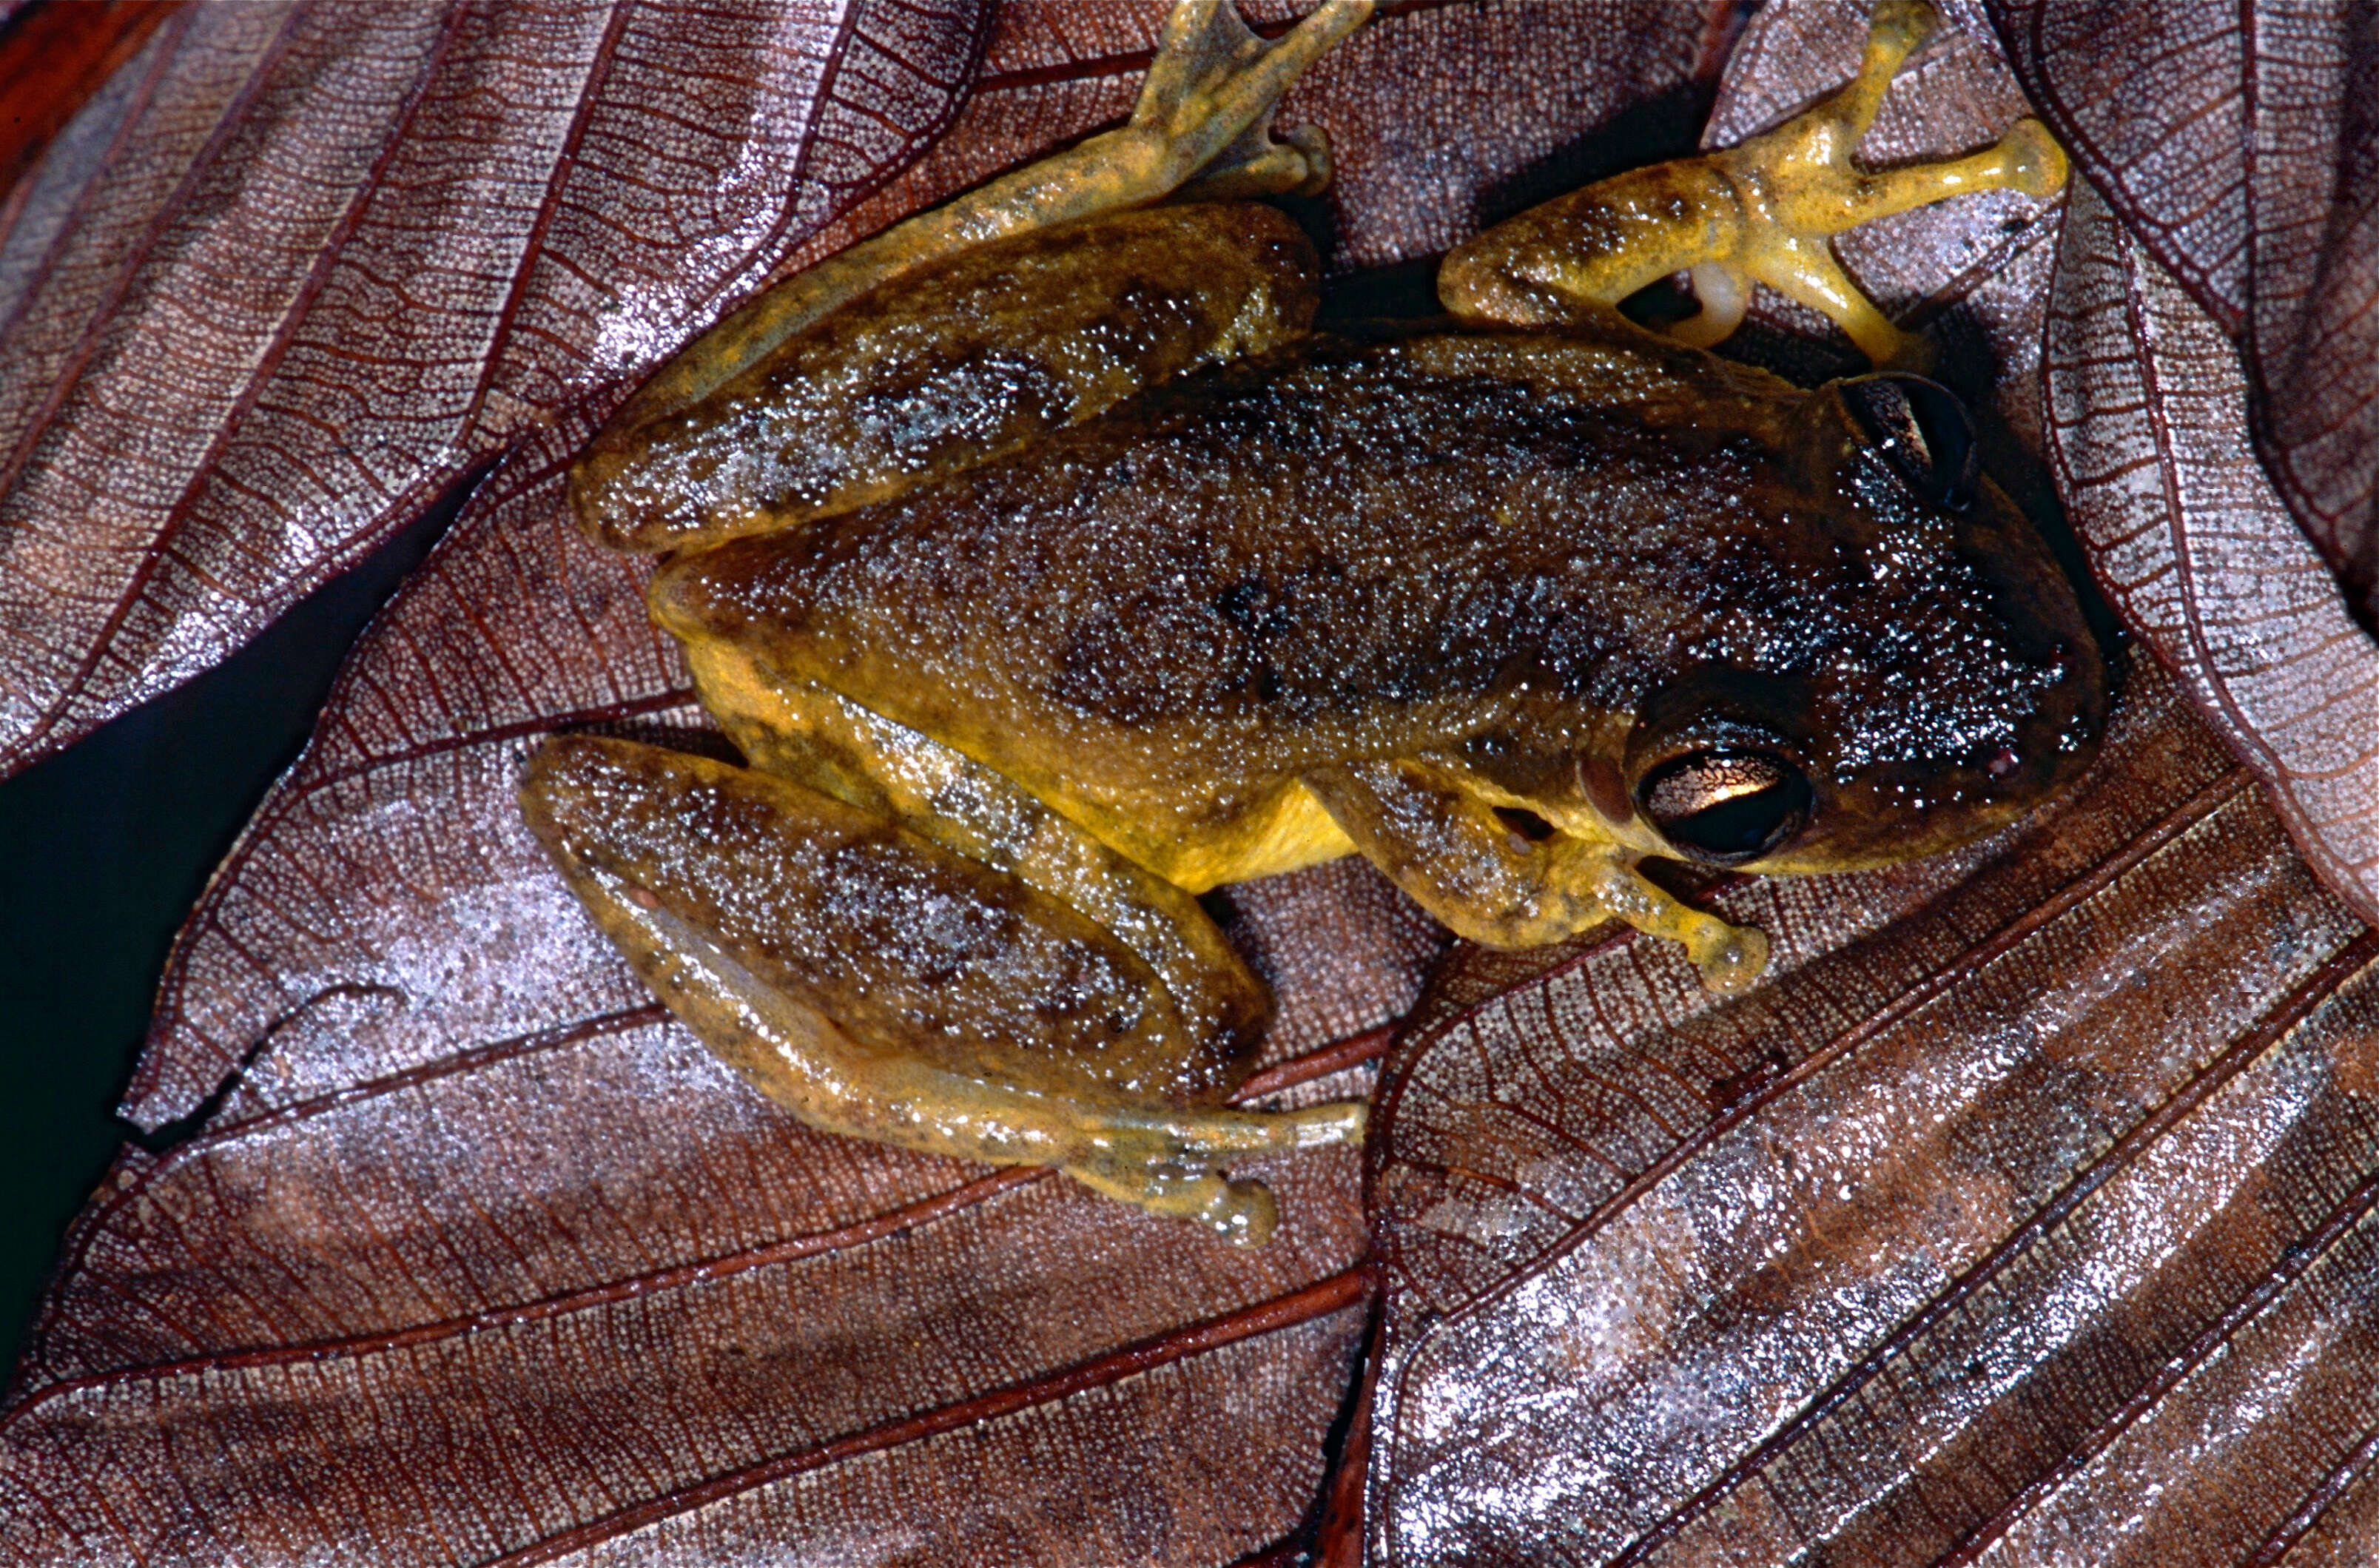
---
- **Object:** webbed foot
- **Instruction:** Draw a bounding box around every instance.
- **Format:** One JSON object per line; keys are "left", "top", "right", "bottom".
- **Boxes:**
{"left": 1709, "top": 0, "right": 2069, "bottom": 365}
{"left": 1438, "top": 0, "right": 2069, "bottom": 366}
{"left": 1108, "top": 0, "right": 1370, "bottom": 204}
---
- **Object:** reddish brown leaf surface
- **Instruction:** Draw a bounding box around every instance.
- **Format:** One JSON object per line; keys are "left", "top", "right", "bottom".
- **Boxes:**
{"left": 0, "top": 0, "right": 987, "bottom": 779}
{"left": 0, "top": 1, "right": 176, "bottom": 197}
{"left": 1989, "top": 0, "right": 2379, "bottom": 622}
{"left": 2045, "top": 184, "right": 2379, "bottom": 929}
{"left": 1986, "top": 0, "right": 2379, "bottom": 926}
{"left": 0, "top": 4, "right": 1755, "bottom": 1561}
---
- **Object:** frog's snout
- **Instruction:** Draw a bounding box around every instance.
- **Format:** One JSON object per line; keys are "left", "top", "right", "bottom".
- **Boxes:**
{"left": 1794, "top": 588, "right": 2107, "bottom": 872}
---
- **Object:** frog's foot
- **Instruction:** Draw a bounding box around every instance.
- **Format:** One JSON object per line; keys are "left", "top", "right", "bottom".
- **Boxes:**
{"left": 1584, "top": 852, "right": 1771, "bottom": 995}
{"left": 1061, "top": 1100, "right": 1368, "bottom": 1246}
{"left": 520, "top": 735, "right": 1363, "bottom": 1244}
{"left": 1125, "top": 0, "right": 1371, "bottom": 203}
{"left": 1710, "top": 0, "right": 2070, "bottom": 365}
{"left": 1438, "top": 0, "right": 2067, "bottom": 365}
{"left": 1298, "top": 761, "right": 1773, "bottom": 994}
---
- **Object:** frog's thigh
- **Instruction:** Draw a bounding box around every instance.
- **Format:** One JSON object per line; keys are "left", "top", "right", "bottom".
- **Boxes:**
{"left": 1305, "top": 760, "right": 1769, "bottom": 992}
{"left": 1436, "top": 0, "right": 2067, "bottom": 364}
{"left": 684, "top": 639, "right": 1271, "bottom": 1058}
{"left": 576, "top": 203, "right": 1322, "bottom": 555}
{"left": 521, "top": 738, "right": 1360, "bottom": 1245}
{"left": 575, "top": 0, "right": 1370, "bottom": 553}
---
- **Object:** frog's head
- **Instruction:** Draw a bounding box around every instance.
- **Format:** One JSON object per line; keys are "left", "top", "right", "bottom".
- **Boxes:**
{"left": 1601, "top": 371, "right": 2107, "bottom": 875}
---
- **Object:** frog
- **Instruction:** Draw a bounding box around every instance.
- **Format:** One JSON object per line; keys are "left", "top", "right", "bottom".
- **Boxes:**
{"left": 520, "top": 0, "right": 2106, "bottom": 1245}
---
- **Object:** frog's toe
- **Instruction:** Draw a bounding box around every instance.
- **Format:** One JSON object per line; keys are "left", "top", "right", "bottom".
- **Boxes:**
{"left": 1067, "top": 1158, "right": 1280, "bottom": 1245}
{"left": 1689, "top": 921, "right": 1771, "bottom": 996}
{"left": 1197, "top": 1178, "right": 1279, "bottom": 1248}
{"left": 1096, "top": 1162, "right": 1285, "bottom": 1246}
{"left": 1126, "top": 0, "right": 1371, "bottom": 201}
{"left": 1666, "top": 263, "right": 1751, "bottom": 349}
{"left": 1999, "top": 118, "right": 2071, "bottom": 199}
{"left": 1061, "top": 1098, "right": 1366, "bottom": 1244}
{"left": 1182, "top": 122, "right": 1335, "bottom": 203}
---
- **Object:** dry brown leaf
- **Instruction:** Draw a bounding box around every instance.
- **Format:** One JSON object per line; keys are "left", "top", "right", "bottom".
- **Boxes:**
{"left": 0, "top": 1, "right": 175, "bottom": 196}
{"left": 0, "top": 0, "right": 986, "bottom": 778}
{"left": 1988, "top": 0, "right": 2379, "bottom": 927}
{"left": 10, "top": 0, "right": 2378, "bottom": 1561}
{"left": 1990, "top": 0, "right": 2379, "bottom": 622}
{"left": 2045, "top": 183, "right": 2379, "bottom": 929}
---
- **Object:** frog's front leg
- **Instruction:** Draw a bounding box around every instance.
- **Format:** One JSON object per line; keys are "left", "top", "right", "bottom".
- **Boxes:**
{"left": 521, "top": 737, "right": 1362, "bottom": 1245}
{"left": 1304, "top": 761, "right": 1769, "bottom": 994}
{"left": 1436, "top": 0, "right": 2066, "bottom": 366}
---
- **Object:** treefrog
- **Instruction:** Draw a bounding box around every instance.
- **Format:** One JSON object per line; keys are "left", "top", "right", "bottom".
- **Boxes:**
{"left": 522, "top": 0, "right": 2105, "bottom": 1242}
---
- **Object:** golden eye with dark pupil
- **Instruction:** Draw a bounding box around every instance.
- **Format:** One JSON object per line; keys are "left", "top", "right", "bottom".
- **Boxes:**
{"left": 1638, "top": 750, "right": 1814, "bottom": 864}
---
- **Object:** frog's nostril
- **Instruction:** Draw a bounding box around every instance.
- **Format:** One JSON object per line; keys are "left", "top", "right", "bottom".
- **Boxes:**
{"left": 1986, "top": 747, "right": 2021, "bottom": 778}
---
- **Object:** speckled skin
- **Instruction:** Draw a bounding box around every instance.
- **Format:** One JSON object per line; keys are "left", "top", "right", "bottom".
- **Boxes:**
{"left": 524, "top": 0, "right": 2104, "bottom": 1240}
{"left": 579, "top": 205, "right": 1322, "bottom": 556}
{"left": 653, "top": 326, "right": 2099, "bottom": 885}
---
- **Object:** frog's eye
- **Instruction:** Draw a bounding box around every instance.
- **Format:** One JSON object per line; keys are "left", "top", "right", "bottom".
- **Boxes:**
{"left": 1843, "top": 373, "right": 1976, "bottom": 510}
{"left": 1638, "top": 750, "right": 1813, "bottom": 865}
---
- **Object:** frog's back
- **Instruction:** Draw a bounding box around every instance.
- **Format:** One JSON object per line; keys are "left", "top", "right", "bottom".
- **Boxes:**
{"left": 652, "top": 332, "right": 1814, "bottom": 816}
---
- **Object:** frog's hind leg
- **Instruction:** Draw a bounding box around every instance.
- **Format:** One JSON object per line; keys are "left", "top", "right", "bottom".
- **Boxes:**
{"left": 576, "top": 0, "right": 1373, "bottom": 555}
{"left": 520, "top": 735, "right": 1362, "bottom": 1245}
{"left": 576, "top": 201, "right": 1327, "bottom": 554}
{"left": 593, "top": 0, "right": 1371, "bottom": 451}
{"left": 1437, "top": 0, "right": 2067, "bottom": 366}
